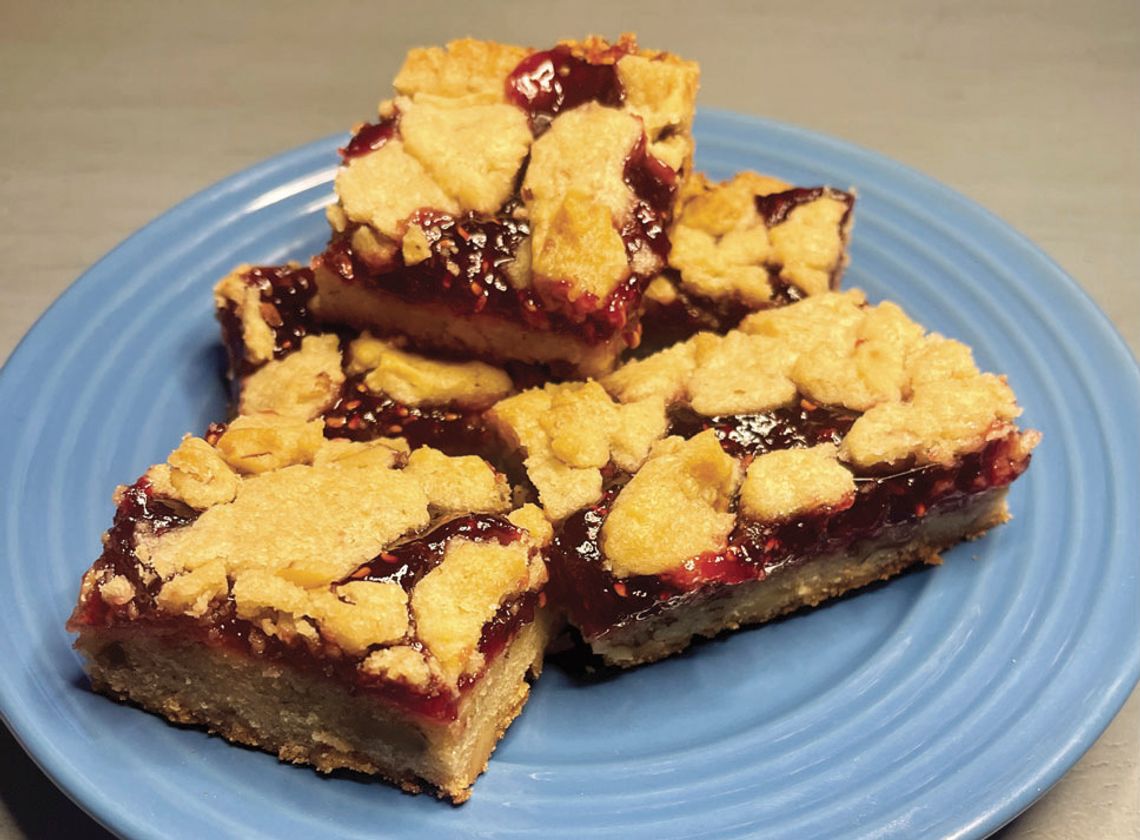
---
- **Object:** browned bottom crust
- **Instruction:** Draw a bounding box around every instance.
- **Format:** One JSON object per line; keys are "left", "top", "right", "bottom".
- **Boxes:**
{"left": 73, "top": 611, "right": 554, "bottom": 803}
{"left": 589, "top": 487, "right": 1010, "bottom": 667}
{"left": 313, "top": 266, "right": 627, "bottom": 378}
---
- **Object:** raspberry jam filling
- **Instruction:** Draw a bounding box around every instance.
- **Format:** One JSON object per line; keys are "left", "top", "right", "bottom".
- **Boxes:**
{"left": 217, "top": 265, "right": 318, "bottom": 380}
{"left": 322, "top": 373, "right": 495, "bottom": 457}
{"left": 506, "top": 43, "right": 628, "bottom": 134}
{"left": 547, "top": 403, "right": 1032, "bottom": 639}
{"left": 71, "top": 482, "right": 538, "bottom": 722}
{"left": 339, "top": 114, "right": 399, "bottom": 160}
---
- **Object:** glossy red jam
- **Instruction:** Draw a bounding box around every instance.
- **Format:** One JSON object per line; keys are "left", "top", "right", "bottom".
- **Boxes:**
{"left": 72, "top": 486, "right": 538, "bottom": 722}
{"left": 339, "top": 115, "right": 399, "bottom": 160}
{"left": 546, "top": 404, "right": 1032, "bottom": 640}
{"left": 216, "top": 265, "right": 318, "bottom": 381}
{"left": 340, "top": 514, "right": 523, "bottom": 591}
{"left": 506, "top": 43, "right": 630, "bottom": 134}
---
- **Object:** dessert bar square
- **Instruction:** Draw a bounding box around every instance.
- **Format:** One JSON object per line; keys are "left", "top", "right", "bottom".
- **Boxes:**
{"left": 215, "top": 263, "right": 517, "bottom": 456}
{"left": 641, "top": 171, "right": 854, "bottom": 348}
{"left": 488, "top": 290, "right": 1038, "bottom": 666}
{"left": 68, "top": 416, "right": 552, "bottom": 801}
{"left": 311, "top": 35, "right": 700, "bottom": 376}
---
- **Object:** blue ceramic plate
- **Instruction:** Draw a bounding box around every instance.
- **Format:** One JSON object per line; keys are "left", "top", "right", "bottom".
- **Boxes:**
{"left": 1, "top": 111, "right": 1137, "bottom": 839}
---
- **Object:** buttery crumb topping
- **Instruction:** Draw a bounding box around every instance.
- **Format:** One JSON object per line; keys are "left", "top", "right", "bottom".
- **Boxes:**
{"left": 240, "top": 334, "right": 345, "bottom": 420}
{"left": 346, "top": 333, "right": 513, "bottom": 409}
{"left": 487, "top": 380, "right": 667, "bottom": 520}
{"left": 601, "top": 431, "right": 741, "bottom": 578}
{"left": 739, "top": 444, "right": 855, "bottom": 522}
{"left": 664, "top": 172, "right": 852, "bottom": 306}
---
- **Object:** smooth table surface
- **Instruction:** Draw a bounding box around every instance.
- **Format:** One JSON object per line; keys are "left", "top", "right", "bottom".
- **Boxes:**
{"left": 0, "top": 1, "right": 1136, "bottom": 837}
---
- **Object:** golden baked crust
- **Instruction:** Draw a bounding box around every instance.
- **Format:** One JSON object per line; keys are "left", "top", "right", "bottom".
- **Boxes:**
{"left": 239, "top": 334, "right": 344, "bottom": 420}
{"left": 601, "top": 432, "right": 741, "bottom": 578}
{"left": 638, "top": 173, "right": 855, "bottom": 348}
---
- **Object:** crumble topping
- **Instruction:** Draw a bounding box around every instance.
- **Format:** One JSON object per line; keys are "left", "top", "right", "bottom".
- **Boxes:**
{"left": 312, "top": 437, "right": 409, "bottom": 470}
{"left": 411, "top": 537, "right": 538, "bottom": 681}
{"left": 398, "top": 99, "right": 532, "bottom": 215}
{"left": 487, "top": 381, "right": 667, "bottom": 520}
{"left": 360, "top": 644, "right": 437, "bottom": 689}
{"left": 336, "top": 142, "right": 460, "bottom": 240}
{"left": 213, "top": 264, "right": 277, "bottom": 366}
{"left": 214, "top": 414, "right": 325, "bottom": 474}
{"left": 602, "top": 330, "right": 796, "bottom": 414}
{"left": 601, "top": 431, "right": 741, "bottom": 578}
{"left": 507, "top": 503, "right": 554, "bottom": 548}
{"left": 321, "top": 36, "right": 697, "bottom": 339}
{"left": 769, "top": 194, "right": 852, "bottom": 296}
{"left": 239, "top": 334, "right": 345, "bottom": 420}
{"left": 346, "top": 333, "right": 513, "bottom": 409}
{"left": 739, "top": 443, "right": 855, "bottom": 522}
{"left": 145, "top": 436, "right": 239, "bottom": 511}
{"left": 394, "top": 38, "right": 531, "bottom": 104}
{"left": 614, "top": 52, "right": 700, "bottom": 171}
{"left": 402, "top": 447, "right": 511, "bottom": 514}
{"left": 664, "top": 172, "right": 853, "bottom": 306}
{"left": 523, "top": 103, "right": 643, "bottom": 301}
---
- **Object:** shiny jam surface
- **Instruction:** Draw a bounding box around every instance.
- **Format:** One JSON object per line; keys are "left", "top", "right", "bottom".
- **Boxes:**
{"left": 217, "top": 265, "right": 318, "bottom": 380}
{"left": 322, "top": 373, "right": 495, "bottom": 457}
{"left": 74, "top": 490, "right": 535, "bottom": 722}
{"left": 340, "top": 514, "right": 523, "bottom": 591}
{"left": 547, "top": 404, "right": 1032, "bottom": 639}
{"left": 506, "top": 44, "right": 628, "bottom": 134}
{"left": 339, "top": 115, "right": 399, "bottom": 160}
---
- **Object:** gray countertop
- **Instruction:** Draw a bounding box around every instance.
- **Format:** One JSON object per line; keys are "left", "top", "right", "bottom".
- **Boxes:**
{"left": 1, "top": 1, "right": 1136, "bottom": 836}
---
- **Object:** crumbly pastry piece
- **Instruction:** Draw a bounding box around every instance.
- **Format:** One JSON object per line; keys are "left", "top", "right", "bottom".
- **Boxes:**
{"left": 68, "top": 417, "right": 552, "bottom": 802}
{"left": 312, "top": 35, "right": 700, "bottom": 376}
{"left": 216, "top": 266, "right": 514, "bottom": 455}
{"left": 640, "top": 172, "right": 855, "bottom": 349}
{"left": 491, "top": 290, "right": 1038, "bottom": 666}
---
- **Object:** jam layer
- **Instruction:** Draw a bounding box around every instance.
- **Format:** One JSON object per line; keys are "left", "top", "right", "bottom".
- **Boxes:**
{"left": 547, "top": 404, "right": 1032, "bottom": 640}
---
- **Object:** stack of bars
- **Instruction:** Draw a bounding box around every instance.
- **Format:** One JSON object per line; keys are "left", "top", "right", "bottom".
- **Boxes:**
{"left": 69, "top": 35, "right": 1038, "bottom": 803}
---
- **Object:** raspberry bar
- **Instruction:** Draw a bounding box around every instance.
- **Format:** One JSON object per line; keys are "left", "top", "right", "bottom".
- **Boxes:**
{"left": 311, "top": 35, "right": 700, "bottom": 376}
{"left": 216, "top": 264, "right": 515, "bottom": 455}
{"left": 641, "top": 172, "right": 854, "bottom": 348}
{"left": 488, "top": 290, "right": 1038, "bottom": 666}
{"left": 68, "top": 416, "right": 552, "bottom": 801}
